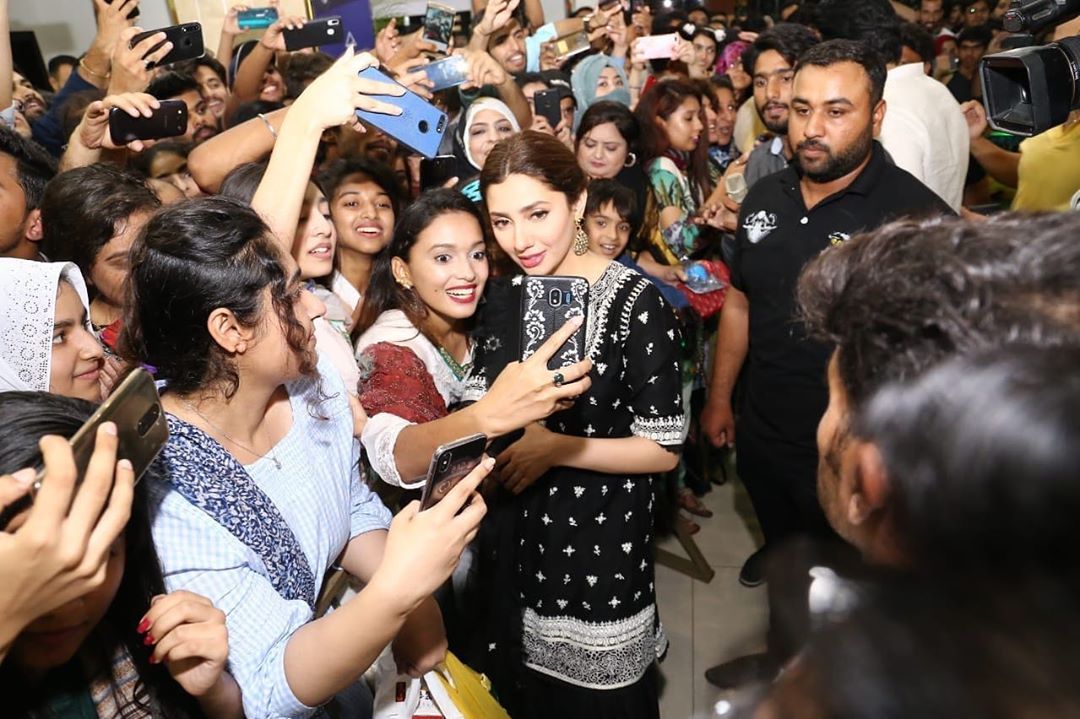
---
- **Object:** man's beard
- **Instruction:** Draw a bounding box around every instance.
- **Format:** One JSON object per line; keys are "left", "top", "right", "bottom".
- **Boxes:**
{"left": 794, "top": 126, "right": 874, "bottom": 184}
{"left": 757, "top": 100, "right": 789, "bottom": 135}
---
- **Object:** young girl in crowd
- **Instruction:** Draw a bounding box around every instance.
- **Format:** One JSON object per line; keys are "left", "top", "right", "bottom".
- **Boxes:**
{"left": 636, "top": 79, "right": 711, "bottom": 266}
{"left": 474, "top": 131, "right": 687, "bottom": 718}
{"left": 0, "top": 392, "right": 241, "bottom": 718}
{"left": 0, "top": 259, "right": 103, "bottom": 401}
{"left": 452, "top": 97, "right": 520, "bottom": 202}
{"left": 121, "top": 196, "right": 488, "bottom": 719}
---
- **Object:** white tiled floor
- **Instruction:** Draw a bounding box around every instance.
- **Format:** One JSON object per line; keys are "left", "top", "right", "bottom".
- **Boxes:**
{"left": 655, "top": 479, "right": 769, "bottom": 718}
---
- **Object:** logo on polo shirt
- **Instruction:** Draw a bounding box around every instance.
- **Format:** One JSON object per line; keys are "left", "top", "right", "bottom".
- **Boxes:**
{"left": 743, "top": 210, "right": 778, "bottom": 244}
{"left": 828, "top": 231, "right": 851, "bottom": 247}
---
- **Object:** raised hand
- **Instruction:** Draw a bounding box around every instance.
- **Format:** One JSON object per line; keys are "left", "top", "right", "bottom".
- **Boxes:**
{"left": 221, "top": 4, "right": 251, "bottom": 37}
{"left": 289, "top": 47, "right": 404, "bottom": 132}
{"left": 109, "top": 25, "right": 171, "bottom": 94}
{"left": 78, "top": 92, "right": 161, "bottom": 152}
{"left": 476, "top": 316, "right": 594, "bottom": 436}
{"left": 387, "top": 28, "right": 438, "bottom": 66}
{"left": 91, "top": 0, "right": 139, "bottom": 57}
{"left": 371, "top": 457, "right": 492, "bottom": 611}
{"left": 140, "top": 591, "right": 230, "bottom": 698}
{"left": 374, "top": 18, "right": 403, "bottom": 63}
{"left": 391, "top": 56, "right": 434, "bottom": 100}
{"left": 260, "top": 13, "right": 307, "bottom": 51}
{"left": 469, "top": 0, "right": 522, "bottom": 50}
{"left": 960, "top": 99, "right": 988, "bottom": 140}
{"left": 0, "top": 425, "right": 134, "bottom": 657}
{"left": 460, "top": 48, "right": 507, "bottom": 90}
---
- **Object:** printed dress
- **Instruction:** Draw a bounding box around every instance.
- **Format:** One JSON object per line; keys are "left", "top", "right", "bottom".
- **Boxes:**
{"left": 468, "top": 262, "right": 688, "bottom": 717}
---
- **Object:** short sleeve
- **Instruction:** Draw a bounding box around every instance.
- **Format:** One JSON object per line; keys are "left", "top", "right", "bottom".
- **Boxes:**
{"left": 620, "top": 282, "right": 688, "bottom": 446}
{"left": 729, "top": 209, "right": 748, "bottom": 292}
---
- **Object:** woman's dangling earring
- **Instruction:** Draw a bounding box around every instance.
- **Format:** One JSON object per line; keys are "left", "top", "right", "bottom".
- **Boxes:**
{"left": 574, "top": 217, "right": 590, "bottom": 256}
{"left": 624, "top": 152, "right": 637, "bottom": 168}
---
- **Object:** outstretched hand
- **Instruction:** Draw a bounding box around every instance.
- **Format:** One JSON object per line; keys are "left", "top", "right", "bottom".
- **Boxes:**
{"left": 290, "top": 47, "right": 404, "bottom": 132}
{"left": 79, "top": 92, "right": 161, "bottom": 152}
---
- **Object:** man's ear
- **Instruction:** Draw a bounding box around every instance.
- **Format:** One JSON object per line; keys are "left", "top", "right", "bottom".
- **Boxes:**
{"left": 206, "top": 307, "right": 252, "bottom": 355}
{"left": 847, "top": 441, "right": 891, "bottom": 526}
{"left": 25, "top": 209, "right": 43, "bottom": 242}
{"left": 871, "top": 99, "right": 887, "bottom": 138}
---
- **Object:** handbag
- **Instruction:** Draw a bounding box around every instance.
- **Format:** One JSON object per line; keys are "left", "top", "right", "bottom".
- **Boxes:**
{"left": 372, "top": 650, "right": 510, "bottom": 719}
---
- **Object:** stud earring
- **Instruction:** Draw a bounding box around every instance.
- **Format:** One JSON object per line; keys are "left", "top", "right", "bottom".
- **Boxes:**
{"left": 624, "top": 152, "right": 637, "bottom": 168}
{"left": 573, "top": 217, "right": 589, "bottom": 256}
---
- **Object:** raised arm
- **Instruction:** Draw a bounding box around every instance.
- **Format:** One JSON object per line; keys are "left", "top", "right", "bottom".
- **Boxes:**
{"left": 250, "top": 49, "right": 403, "bottom": 248}
{"left": 186, "top": 106, "right": 286, "bottom": 193}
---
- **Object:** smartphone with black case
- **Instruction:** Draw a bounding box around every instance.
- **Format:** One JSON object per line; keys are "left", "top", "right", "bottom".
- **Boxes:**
{"left": 283, "top": 16, "right": 343, "bottom": 51}
{"left": 108, "top": 100, "right": 188, "bottom": 143}
{"left": 130, "top": 23, "right": 204, "bottom": 69}
{"left": 422, "top": 1, "right": 456, "bottom": 52}
{"left": 533, "top": 88, "right": 562, "bottom": 128}
{"left": 520, "top": 276, "right": 589, "bottom": 370}
{"left": 237, "top": 7, "right": 279, "bottom": 30}
{"left": 355, "top": 66, "right": 448, "bottom": 159}
{"left": 420, "top": 155, "right": 457, "bottom": 190}
{"left": 0, "top": 369, "right": 169, "bottom": 530}
{"left": 420, "top": 433, "right": 487, "bottom": 510}
{"left": 418, "top": 54, "right": 469, "bottom": 91}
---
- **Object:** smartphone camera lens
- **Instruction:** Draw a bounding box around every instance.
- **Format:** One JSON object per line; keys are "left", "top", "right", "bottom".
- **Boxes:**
{"left": 136, "top": 405, "right": 160, "bottom": 437}
{"left": 548, "top": 288, "right": 563, "bottom": 307}
{"left": 438, "top": 454, "right": 451, "bottom": 471}
{"left": 418, "top": 120, "right": 430, "bottom": 133}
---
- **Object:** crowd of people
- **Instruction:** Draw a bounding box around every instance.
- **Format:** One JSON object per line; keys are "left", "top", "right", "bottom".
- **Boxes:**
{"left": 1, "top": 0, "right": 1078, "bottom": 716}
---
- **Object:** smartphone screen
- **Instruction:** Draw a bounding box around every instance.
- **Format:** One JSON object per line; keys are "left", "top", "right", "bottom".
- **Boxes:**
{"left": 423, "top": 2, "right": 456, "bottom": 52}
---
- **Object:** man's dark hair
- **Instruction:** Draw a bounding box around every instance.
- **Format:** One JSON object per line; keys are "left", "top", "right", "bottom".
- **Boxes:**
{"left": 814, "top": 0, "right": 902, "bottom": 65}
{"left": 584, "top": 179, "right": 637, "bottom": 222}
{"left": 146, "top": 70, "right": 201, "bottom": 101}
{"left": 40, "top": 164, "right": 161, "bottom": 281}
{"left": 0, "top": 127, "right": 57, "bottom": 213}
{"left": 742, "top": 22, "right": 820, "bottom": 78}
{"left": 797, "top": 212, "right": 1080, "bottom": 413}
{"left": 318, "top": 157, "right": 403, "bottom": 217}
{"left": 795, "top": 39, "right": 888, "bottom": 106}
{"left": 175, "top": 56, "right": 228, "bottom": 85}
{"left": 47, "top": 54, "right": 78, "bottom": 77}
{"left": 900, "top": 21, "right": 936, "bottom": 65}
{"left": 281, "top": 51, "right": 334, "bottom": 99}
{"left": 957, "top": 24, "right": 993, "bottom": 46}
{"left": 963, "top": 0, "right": 989, "bottom": 9}
{"left": 58, "top": 89, "right": 105, "bottom": 144}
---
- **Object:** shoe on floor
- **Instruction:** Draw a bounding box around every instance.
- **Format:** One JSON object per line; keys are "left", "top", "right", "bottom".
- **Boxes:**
{"left": 738, "top": 546, "right": 768, "bottom": 588}
{"left": 704, "top": 652, "right": 778, "bottom": 689}
{"left": 677, "top": 487, "right": 714, "bottom": 518}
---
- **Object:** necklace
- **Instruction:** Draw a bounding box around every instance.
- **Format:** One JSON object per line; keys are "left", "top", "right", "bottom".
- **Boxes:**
{"left": 435, "top": 344, "right": 471, "bottom": 382}
{"left": 180, "top": 400, "right": 283, "bottom": 470}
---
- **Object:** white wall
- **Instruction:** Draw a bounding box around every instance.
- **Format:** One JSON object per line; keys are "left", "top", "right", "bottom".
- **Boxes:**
{"left": 9, "top": 0, "right": 174, "bottom": 60}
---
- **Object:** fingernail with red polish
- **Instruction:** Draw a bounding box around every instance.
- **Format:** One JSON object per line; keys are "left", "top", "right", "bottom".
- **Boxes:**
{"left": 137, "top": 618, "right": 150, "bottom": 634}
{"left": 144, "top": 634, "right": 155, "bottom": 646}
{"left": 149, "top": 655, "right": 159, "bottom": 665}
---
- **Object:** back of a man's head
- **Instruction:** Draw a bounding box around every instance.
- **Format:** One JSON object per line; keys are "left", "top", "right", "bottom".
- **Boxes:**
{"left": 742, "top": 22, "right": 821, "bottom": 76}
{"left": 146, "top": 70, "right": 201, "bottom": 101}
{"left": 814, "top": 0, "right": 902, "bottom": 65}
{"left": 798, "top": 212, "right": 1080, "bottom": 413}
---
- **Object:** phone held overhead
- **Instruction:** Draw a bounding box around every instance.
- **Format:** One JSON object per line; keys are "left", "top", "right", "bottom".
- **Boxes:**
{"left": 109, "top": 99, "right": 188, "bottom": 143}
{"left": 130, "top": 23, "right": 204, "bottom": 69}
{"left": 355, "top": 66, "right": 449, "bottom": 159}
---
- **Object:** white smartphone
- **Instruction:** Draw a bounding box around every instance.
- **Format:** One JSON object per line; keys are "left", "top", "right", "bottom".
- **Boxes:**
{"left": 634, "top": 33, "right": 678, "bottom": 60}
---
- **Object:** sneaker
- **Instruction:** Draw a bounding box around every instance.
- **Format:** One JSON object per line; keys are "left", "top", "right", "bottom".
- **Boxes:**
{"left": 738, "top": 546, "right": 767, "bottom": 588}
{"left": 704, "top": 652, "right": 778, "bottom": 689}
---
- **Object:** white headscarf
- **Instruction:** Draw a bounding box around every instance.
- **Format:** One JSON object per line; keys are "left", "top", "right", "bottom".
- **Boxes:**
{"left": 462, "top": 98, "right": 521, "bottom": 170}
{"left": 0, "top": 258, "right": 92, "bottom": 393}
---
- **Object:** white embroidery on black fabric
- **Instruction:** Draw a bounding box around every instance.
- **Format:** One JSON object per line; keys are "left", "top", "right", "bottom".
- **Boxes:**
{"left": 522, "top": 606, "right": 660, "bottom": 689}
{"left": 743, "top": 210, "right": 778, "bottom": 244}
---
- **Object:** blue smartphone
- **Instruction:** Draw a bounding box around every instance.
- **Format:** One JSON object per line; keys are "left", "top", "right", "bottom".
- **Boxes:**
{"left": 355, "top": 66, "right": 448, "bottom": 159}
{"left": 417, "top": 54, "right": 469, "bottom": 92}
{"left": 237, "top": 7, "right": 279, "bottom": 30}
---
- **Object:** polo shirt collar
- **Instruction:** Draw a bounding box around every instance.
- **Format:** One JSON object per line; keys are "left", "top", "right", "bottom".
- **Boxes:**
{"left": 778, "top": 141, "right": 889, "bottom": 207}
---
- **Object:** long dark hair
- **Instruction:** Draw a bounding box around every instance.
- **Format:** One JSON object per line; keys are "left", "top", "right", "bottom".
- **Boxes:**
{"left": 575, "top": 101, "right": 641, "bottom": 156}
{"left": 635, "top": 79, "right": 712, "bottom": 201}
{"left": 120, "top": 197, "right": 316, "bottom": 399}
{"left": 0, "top": 393, "right": 201, "bottom": 718}
{"left": 481, "top": 130, "right": 588, "bottom": 207}
{"left": 353, "top": 189, "right": 488, "bottom": 341}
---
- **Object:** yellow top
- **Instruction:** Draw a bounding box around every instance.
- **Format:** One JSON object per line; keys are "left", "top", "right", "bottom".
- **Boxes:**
{"left": 1012, "top": 115, "right": 1080, "bottom": 212}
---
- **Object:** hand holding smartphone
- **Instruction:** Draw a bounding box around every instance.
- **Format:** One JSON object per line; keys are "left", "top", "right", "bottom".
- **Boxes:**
{"left": 533, "top": 88, "right": 563, "bottom": 129}
{"left": 355, "top": 66, "right": 448, "bottom": 159}
{"left": 0, "top": 369, "right": 167, "bottom": 530}
{"left": 633, "top": 33, "right": 678, "bottom": 60}
{"left": 129, "top": 23, "right": 204, "bottom": 69}
{"left": 108, "top": 99, "right": 188, "bottom": 143}
{"left": 283, "top": 16, "right": 343, "bottom": 51}
{"left": 420, "top": 434, "right": 488, "bottom": 509}
{"left": 416, "top": 54, "right": 469, "bottom": 92}
{"left": 422, "top": 1, "right": 456, "bottom": 52}
{"left": 521, "top": 276, "right": 590, "bottom": 370}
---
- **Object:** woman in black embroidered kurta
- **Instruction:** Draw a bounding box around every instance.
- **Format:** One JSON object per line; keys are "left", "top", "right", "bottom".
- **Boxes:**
{"left": 472, "top": 132, "right": 687, "bottom": 718}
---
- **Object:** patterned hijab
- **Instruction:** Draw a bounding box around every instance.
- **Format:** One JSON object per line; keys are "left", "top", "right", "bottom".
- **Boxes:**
{"left": 0, "top": 258, "right": 91, "bottom": 393}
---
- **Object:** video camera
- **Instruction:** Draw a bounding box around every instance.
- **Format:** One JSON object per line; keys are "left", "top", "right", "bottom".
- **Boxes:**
{"left": 980, "top": 0, "right": 1080, "bottom": 136}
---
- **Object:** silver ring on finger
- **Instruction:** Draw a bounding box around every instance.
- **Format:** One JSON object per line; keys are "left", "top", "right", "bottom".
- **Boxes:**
{"left": 144, "top": 60, "right": 153, "bottom": 70}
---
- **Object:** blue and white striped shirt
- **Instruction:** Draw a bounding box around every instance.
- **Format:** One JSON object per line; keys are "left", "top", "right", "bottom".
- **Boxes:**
{"left": 147, "top": 358, "right": 391, "bottom": 718}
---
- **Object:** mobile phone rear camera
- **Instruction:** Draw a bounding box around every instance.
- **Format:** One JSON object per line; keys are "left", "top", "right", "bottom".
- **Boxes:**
{"left": 418, "top": 120, "right": 430, "bottom": 133}
{"left": 136, "top": 405, "right": 160, "bottom": 437}
{"left": 548, "top": 288, "right": 563, "bottom": 307}
{"left": 438, "top": 454, "right": 451, "bottom": 471}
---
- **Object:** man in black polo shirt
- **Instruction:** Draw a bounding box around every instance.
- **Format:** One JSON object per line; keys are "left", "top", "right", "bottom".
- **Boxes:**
{"left": 703, "top": 39, "right": 951, "bottom": 589}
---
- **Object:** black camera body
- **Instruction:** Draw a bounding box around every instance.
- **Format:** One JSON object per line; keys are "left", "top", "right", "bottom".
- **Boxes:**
{"left": 980, "top": 0, "right": 1080, "bottom": 136}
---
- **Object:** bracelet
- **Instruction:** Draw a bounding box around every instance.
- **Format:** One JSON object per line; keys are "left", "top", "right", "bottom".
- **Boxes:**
{"left": 257, "top": 113, "right": 278, "bottom": 139}
{"left": 78, "top": 57, "right": 111, "bottom": 80}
